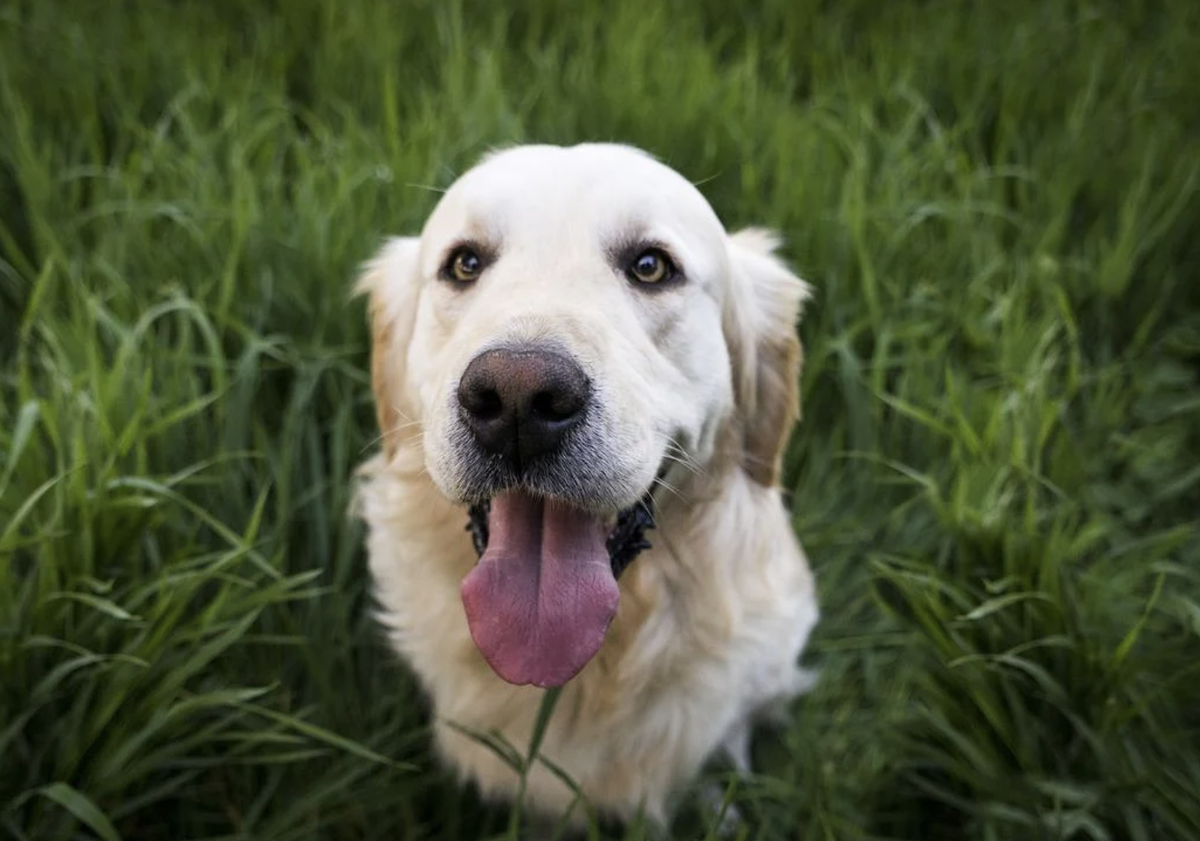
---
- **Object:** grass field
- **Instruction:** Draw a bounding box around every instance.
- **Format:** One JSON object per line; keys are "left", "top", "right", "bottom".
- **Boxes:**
{"left": 2, "top": 1, "right": 1199, "bottom": 839}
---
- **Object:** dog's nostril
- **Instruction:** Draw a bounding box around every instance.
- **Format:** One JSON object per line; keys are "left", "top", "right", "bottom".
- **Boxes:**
{"left": 530, "top": 389, "right": 579, "bottom": 422}
{"left": 464, "top": 387, "right": 504, "bottom": 421}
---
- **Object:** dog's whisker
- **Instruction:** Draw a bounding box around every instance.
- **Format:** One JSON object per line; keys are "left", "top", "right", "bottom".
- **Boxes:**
{"left": 664, "top": 450, "right": 704, "bottom": 476}
{"left": 661, "top": 455, "right": 702, "bottom": 480}
{"left": 651, "top": 474, "right": 684, "bottom": 502}
{"left": 384, "top": 418, "right": 424, "bottom": 435}
{"left": 360, "top": 430, "right": 392, "bottom": 454}
{"left": 360, "top": 424, "right": 425, "bottom": 456}
{"left": 663, "top": 438, "right": 705, "bottom": 477}
{"left": 387, "top": 403, "right": 420, "bottom": 426}
{"left": 404, "top": 182, "right": 449, "bottom": 195}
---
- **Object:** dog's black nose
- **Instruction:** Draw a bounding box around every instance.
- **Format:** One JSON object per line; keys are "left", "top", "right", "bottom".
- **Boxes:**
{"left": 457, "top": 347, "right": 590, "bottom": 466}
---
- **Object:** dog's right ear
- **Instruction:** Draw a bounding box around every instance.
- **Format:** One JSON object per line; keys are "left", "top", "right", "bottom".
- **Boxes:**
{"left": 353, "top": 237, "right": 422, "bottom": 461}
{"left": 722, "top": 229, "right": 811, "bottom": 488}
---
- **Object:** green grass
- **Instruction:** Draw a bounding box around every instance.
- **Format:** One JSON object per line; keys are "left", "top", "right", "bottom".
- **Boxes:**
{"left": 2, "top": 1, "right": 1199, "bottom": 838}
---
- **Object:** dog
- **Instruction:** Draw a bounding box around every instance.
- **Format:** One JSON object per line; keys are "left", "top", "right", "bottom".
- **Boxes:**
{"left": 354, "top": 143, "right": 819, "bottom": 829}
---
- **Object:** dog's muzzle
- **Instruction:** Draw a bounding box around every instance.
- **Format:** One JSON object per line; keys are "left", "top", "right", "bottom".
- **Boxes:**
{"left": 452, "top": 343, "right": 664, "bottom": 689}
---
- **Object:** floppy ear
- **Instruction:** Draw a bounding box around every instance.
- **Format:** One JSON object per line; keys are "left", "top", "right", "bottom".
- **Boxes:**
{"left": 723, "top": 228, "right": 812, "bottom": 487}
{"left": 353, "top": 237, "right": 422, "bottom": 461}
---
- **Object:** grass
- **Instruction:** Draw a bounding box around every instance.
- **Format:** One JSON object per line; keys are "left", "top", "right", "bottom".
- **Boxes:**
{"left": 1, "top": 0, "right": 1199, "bottom": 838}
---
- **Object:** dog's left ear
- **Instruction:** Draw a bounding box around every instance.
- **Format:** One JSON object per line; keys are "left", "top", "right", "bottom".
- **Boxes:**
{"left": 353, "top": 236, "right": 422, "bottom": 462}
{"left": 723, "top": 228, "right": 812, "bottom": 487}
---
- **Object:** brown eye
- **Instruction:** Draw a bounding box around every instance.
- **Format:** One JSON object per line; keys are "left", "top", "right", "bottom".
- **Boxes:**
{"left": 445, "top": 247, "right": 484, "bottom": 283}
{"left": 628, "top": 249, "right": 673, "bottom": 284}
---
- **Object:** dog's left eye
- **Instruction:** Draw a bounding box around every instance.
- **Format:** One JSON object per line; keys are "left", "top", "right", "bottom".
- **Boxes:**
{"left": 627, "top": 249, "right": 675, "bottom": 285}
{"left": 442, "top": 247, "right": 485, "bottom": 284}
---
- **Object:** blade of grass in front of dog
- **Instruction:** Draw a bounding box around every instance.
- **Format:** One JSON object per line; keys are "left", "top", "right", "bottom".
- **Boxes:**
{"left": 537, "top": 753, "right": 599, "bottom": 841}
{"left": 526, "top": 685, "right": 562, "bottom": 766}
{"left": 444, "top": 721, "right": 527, "bottom": 773}
{"left": 443, "top": 723, "right": 539, "bottom": 839}
{"left": 448, "top": 713, "right": 596, "bottom": 840}
{"left": 506, "top": 685, "right": 565, "bottom": 838}
{"left": 699, "top": 775, "right": 746, "bottom": 841}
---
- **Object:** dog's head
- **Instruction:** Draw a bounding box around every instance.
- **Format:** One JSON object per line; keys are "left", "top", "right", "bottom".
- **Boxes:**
{"left": 358, "top": 144, "right": 809, "bottom": 687}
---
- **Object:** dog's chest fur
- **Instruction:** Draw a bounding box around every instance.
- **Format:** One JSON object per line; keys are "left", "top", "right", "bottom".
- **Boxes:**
{"left": 357, "top": 451, "right": 818, "bottom": 823}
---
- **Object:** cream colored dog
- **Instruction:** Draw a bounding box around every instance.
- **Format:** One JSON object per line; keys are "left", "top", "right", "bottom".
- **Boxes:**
{"left": 355, "top": 143, "right": 819, "bottom": 828}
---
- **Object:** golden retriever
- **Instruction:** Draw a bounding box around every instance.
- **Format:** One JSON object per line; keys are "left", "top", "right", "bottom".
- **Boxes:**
{"left": 354, "top": 143, "right": 819, "bottom": 828}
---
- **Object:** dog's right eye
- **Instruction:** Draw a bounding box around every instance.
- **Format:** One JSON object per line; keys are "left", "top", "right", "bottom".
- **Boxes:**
{"left": 623, "top": 246, "right": 680, "bottom": 288}
{"left": 442, "top": 247, "right": 485, "bottom": 284}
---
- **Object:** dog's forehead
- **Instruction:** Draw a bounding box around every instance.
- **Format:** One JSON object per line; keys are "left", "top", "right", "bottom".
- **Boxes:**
{"left": 425, "top": 144, "right": 725, "bottom": 242}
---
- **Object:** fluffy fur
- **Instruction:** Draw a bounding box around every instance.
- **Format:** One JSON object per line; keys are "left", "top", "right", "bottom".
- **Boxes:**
{"left": 354, "top": 143, "right": 819, "bottom": 826}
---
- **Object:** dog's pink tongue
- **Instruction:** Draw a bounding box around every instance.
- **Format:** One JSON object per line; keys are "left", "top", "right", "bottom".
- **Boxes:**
{"left": 461, "top": 491, "right": 619, "bottom": 688}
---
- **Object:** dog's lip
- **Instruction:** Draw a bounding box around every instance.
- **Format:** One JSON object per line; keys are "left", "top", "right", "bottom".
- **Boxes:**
{"left": 467, "top": 457, "right": 670, "bottom": 518}
{"left": 464, "top": 459, "right": 668, "bottom": 576}
{"left": 464, "top": 484, "right": 655, "bottom": 540}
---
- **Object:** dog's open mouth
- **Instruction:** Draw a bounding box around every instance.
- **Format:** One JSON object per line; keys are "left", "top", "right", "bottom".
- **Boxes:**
{"left": 460, "top": 489, "right": 656, "bottom": 688}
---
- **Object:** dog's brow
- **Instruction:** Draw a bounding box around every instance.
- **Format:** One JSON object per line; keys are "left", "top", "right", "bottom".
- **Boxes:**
{"left": 603, "top": 222, "right": 654, "bottom": 260}
{"left": 452, "top": 216, "right": 504, "bottom": 252}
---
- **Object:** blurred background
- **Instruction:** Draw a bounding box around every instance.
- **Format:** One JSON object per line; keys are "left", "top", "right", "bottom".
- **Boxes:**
{"left": 1, "top": 1, "right": 1198, "bottom": 839}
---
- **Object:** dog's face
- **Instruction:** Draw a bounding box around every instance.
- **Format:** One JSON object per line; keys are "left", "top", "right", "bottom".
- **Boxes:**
{"left": 415, "top": 144, "right": 735, "bottom": 511}
{"left": 360, "top": 144, "right": 809, "bottom": 688}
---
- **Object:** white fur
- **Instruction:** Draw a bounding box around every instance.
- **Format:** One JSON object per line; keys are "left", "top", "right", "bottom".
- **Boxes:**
{"left": 355, "top": 143, "right": 819, "bottom": 826}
